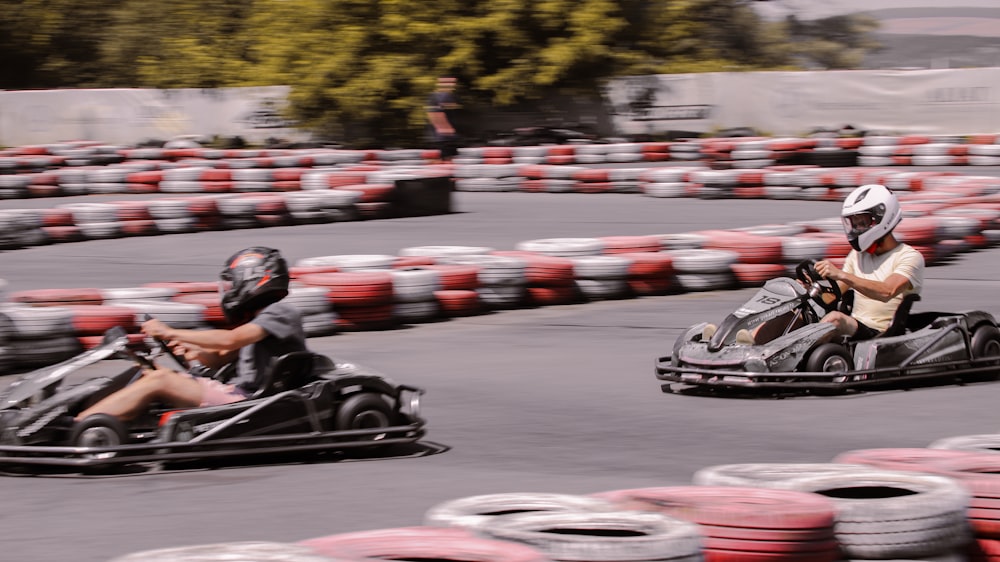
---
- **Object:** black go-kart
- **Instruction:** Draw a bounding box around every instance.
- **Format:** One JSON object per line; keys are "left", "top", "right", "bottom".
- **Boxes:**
{"left": 656, "top": 260, "right": 1000, "bottom": 395}
{"left": 0, "top": 324, "right": 425, "bottom": 471}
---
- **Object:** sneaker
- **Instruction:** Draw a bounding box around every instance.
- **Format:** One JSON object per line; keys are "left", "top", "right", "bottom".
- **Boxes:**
{"left": 701, "top": 323, "right": 717, "bottom": 340}
{"left": 735, "top": 329, "right": 755, "bottom": 345}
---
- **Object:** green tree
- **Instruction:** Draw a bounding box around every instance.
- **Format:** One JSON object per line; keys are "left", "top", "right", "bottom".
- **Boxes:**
{"left": 786, "top": 14, "right": 881, "bottom": 69}
{"left": 0, "top": 0, "right": 122, "bottom": 88}
{"left": 101, "top": 0, "right": 255, "bottom": 88}
{"left": 0, "top": 0, "right": 880, "bottom": 145}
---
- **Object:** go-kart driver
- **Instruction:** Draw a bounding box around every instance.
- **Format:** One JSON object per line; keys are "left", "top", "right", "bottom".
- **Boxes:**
{"left": 74, "top": 246, "right": 307, "bottom": 423}
{"left": 704, "top": 184, "right": 924, "bottom": 344}
{"left": 813, "top": 183, "right": 924, "bottom": 340}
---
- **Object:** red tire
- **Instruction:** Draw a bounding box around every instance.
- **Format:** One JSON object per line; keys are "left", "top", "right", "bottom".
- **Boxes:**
{"left": 592, "top": 486, "right": 837, "bottom": 530}
{"left": 731, "top": 263, "right": 788, "bottom": 287}
{"left": 10, "top": 288, "right": 104, "bottom": 307}
{"left": 424, "top": 265, "right": 481, "bottom": 291}
{"left": 435, "top": 290, "right": 483, "bottom": 316}
{"left": 64, "top": 305, "right": 138, "bottom": 335}
{"left": 525, "top": 285, "right": 579, "bottom": 306}
{"left": 298, "top": 272, "right": 394, "bottom": 306}
{"left": 600, "top": 236, "right": 662, "bottom": 254}
{"left": 334, "top": 304, "right": 397, "bottom": 331}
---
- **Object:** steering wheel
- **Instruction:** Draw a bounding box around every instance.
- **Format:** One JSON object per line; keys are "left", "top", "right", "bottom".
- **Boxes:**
{"left": 139, "top": 313, "right": 190, "bottom": 372}
{"left": 795, "top": 259, "right": 842, "bottom": 315}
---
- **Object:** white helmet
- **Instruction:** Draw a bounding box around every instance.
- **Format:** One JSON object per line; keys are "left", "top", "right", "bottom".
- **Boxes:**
{"left": 841, "top": 184, "right": 902, "bottom": 252}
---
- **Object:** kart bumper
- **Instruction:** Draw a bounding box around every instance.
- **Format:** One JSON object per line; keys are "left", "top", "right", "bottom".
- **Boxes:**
{"left": 0, "top": 422, "right": 426, "bottom": 469}
{"left": 655, "top": 355, "right": 1000, "bottom": 391}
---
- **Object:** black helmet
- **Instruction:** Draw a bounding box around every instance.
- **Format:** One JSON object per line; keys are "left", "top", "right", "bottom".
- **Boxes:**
{"left": 220, "top": 247, "right": 289, "bottom": 322}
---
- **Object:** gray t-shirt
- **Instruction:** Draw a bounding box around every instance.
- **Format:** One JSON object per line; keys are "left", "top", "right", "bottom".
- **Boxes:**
{"left": 231, "top": 301, "right": 307, "bottom": 393}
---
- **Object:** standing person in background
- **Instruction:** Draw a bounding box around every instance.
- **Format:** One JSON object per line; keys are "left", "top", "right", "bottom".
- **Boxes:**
{"left": 426, "top": 76, "right": 462, "bottom": 162}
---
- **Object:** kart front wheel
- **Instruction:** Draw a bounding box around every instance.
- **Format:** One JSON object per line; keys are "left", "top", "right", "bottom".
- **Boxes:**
{"left": 970, "top": 324, "right": 1000, "bottom": 381}
{"left": 336, "top": 393, "right": 394, "bottom": 433}
{"left": 805, "top": 343, "right": 853, "bottom": 374}
{"left": 70, "top": 414, "right": 128, "bottom": 459}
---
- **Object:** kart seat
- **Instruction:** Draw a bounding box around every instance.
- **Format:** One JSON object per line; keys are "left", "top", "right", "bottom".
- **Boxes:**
{"left": 877, "top": 293, "right": 921, "bottom": 339}
{"left": 249, "top": 351, "right": 318, "bottom": 400}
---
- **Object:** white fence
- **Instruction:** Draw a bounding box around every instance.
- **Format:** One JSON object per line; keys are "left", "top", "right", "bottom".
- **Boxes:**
{"left": 604, "top": 67, "right": 1000, "bottom": 137}
{"left": 0, "top": 86, "right": 305, "bottom": 147}
{"left": 3, "top": 68, "right": 999, "bottom": 147}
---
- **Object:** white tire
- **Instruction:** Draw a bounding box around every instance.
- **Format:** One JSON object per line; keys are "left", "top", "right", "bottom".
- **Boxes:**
{"left": 439, "top": 255, "right": 527, "bottom": 286}
{"left": 424, "top": 492, "right": 616, "bottom": 531}
{"left": 107, "top": 541, "right": 335, "bottom": 562}
{"left": 516, "top": 238, "right": 605, "bottom": 257}
{"left": 667, "top": 249, "right": 739, "bottom": 274}
{"left": 398, "top": 246, "right": 494, "bottom": 258}
{"left": 0, "top": 305, "right": 76, "bottom": 338}
{"left": 296, "top": 254, "right": 396, "bottom": 271}
{"left": 478, "top": 511, "right": 703, "bottom": 562}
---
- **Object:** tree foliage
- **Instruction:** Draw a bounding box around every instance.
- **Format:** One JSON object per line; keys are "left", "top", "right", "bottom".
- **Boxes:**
{"left": 0, "top": 0, "right": 881, "bottom": 145}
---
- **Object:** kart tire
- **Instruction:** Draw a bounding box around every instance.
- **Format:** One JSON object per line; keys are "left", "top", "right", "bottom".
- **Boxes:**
{"left": 335, "top": 392, "right": 395, "bottom": 432}
{"left": 71, "top": 414, "right": 128, "bottom": 457}
{"left": 971, "top": 324, "right": 1000, "bottom": 381}
{"left": 805, "top": 343, "right": 853, "bottom": 373}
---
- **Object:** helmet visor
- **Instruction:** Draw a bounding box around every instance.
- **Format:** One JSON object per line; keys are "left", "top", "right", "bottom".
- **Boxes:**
{"left": 842, "top": 203, "right": 886, "bottom": 237}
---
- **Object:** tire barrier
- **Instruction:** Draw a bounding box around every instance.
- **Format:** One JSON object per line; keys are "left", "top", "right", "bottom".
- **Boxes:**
{"left": 476, "top": 510, "right": 704, "bottom": 562}
{"left": 5, "top": 153, "right": 1000, "bottom": 372}
{"left": 300, "top": 526, "right": 553, "bottom": 562}
{"left": 107, "top": 441, "right": 1000, "bottom": 560}
{"left": 423, "top": 492, "right": 617, "bottom": 531}
{"left": 107, "top": 541, "right": 342, "bottom": 562}
{"left": 591, "top": 486, "right": 841, "bottom": 562}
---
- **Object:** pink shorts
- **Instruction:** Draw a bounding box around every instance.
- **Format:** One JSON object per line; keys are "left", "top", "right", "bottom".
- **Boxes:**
{"left": 195, "top": 377, "right": 249, "bottom": 407}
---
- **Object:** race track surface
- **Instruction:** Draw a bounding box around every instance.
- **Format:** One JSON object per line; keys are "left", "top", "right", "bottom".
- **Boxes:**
{"left": 2, "top": 183, "right": 1000, "bottom": 561}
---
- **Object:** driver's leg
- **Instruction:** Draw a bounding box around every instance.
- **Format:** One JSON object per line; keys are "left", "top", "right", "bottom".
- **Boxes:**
{"left": 75, "top": 369, "right": 203, "bottom": 422}
{"left": 820, "top": 311, "right": 859, "bottom": 338}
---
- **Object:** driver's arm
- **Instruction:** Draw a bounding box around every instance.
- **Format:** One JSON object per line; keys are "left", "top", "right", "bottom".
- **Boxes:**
{"left": 816, "top": 260, "right": 912, "bottom": 303}
{"left": 143, "top": 319, "right": 269, "bottom": 354}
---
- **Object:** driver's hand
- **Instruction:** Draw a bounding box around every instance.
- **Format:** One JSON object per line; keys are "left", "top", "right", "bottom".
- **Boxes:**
{"left": 142, "top": 318, "right": 173, "bottom": 340}
{"left": 815, "top": 260, "right": 844, "bottom": 281}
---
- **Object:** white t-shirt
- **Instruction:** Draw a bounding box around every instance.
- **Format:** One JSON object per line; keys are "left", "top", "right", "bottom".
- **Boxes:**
{"left": 843, "top": 243, "right": 925, "bottom": 331}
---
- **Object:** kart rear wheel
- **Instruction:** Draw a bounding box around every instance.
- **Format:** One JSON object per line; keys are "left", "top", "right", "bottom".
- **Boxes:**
{"left": 335, "top": 392, "right": 394, "bottom": 433}
{"left": 970, "top": 324, "right": 1000, "bottom": 381}
{"left": 805, "top": 343, "right": 853, "bottom": 374}
{"left": 70, "top": 414, "right": 127, "bottom": 460}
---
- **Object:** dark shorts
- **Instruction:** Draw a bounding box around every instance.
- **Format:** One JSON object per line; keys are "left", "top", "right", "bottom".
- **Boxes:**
{"left": 433, "top": 134, "right": 461, "bottom": 159}
{"left": 851, "top": 320, "right": 882, "bottom": 341}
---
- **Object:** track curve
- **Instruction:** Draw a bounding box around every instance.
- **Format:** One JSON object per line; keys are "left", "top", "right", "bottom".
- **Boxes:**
{"left": 2, "top": 180, "right": 1000, "bottom": 562}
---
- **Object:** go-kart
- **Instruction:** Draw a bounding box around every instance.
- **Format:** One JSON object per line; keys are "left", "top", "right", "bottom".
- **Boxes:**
{"left": 0, "top": 324, "right": 425, "bottom": 471}
{"left": 656, "top": 260, "right": 1000, "bottom": 394}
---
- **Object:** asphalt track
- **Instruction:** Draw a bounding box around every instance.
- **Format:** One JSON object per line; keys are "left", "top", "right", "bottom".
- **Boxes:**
{"left": 2, "top": 175, "right": 1000, "bottom": 561}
